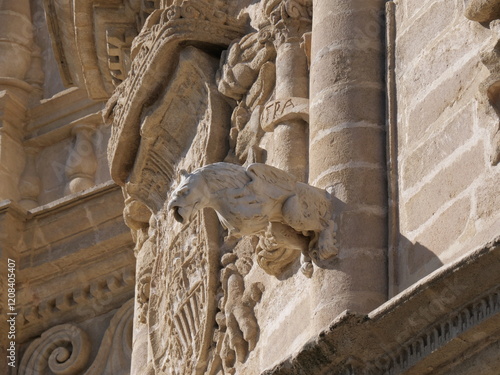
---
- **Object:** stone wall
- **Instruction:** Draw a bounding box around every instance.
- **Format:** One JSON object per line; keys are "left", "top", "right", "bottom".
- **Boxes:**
{"left": 1, "top": 1, "right": 499, "bottom": 374}
{"left": 393, "top": 0, "right": 500, "bottom": 294}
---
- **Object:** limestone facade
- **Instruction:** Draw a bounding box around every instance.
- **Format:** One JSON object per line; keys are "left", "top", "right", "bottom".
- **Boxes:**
{"left": 0, "top": 1, "right": 499, "bottom": 374}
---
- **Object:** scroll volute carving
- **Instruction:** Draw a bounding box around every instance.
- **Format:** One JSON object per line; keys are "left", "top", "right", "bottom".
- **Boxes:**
{"left": 20, "top": 301, "right": 134, "bottom": 375}
{"left": 19, "top": 324, "right": 91, "bottom": 375}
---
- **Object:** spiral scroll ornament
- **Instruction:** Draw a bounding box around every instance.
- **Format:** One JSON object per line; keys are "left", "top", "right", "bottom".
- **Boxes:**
{"left": 19, "top": 324, "right": 91, "bottom": 375}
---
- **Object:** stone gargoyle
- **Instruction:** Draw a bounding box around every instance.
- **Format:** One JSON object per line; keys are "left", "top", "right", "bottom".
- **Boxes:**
{"left": 167, "top": 162, "right": 338, "bottom": 276}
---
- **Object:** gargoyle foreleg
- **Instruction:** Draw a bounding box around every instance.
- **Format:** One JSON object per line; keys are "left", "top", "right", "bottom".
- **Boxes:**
{"left": 300, "top": 251, "right": 314, "bottom": 278}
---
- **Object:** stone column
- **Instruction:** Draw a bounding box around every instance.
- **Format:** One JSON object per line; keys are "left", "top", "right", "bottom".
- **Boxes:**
{"left": 308, "top": 0, "right": 387, "bottom": 324}
{"left": 264, "top": 0, "right": 311, "bottom": 182}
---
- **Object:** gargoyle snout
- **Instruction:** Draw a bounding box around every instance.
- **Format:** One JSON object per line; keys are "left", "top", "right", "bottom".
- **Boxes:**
{"left": 167, "top": 198, "right": 184, "bottom": 223}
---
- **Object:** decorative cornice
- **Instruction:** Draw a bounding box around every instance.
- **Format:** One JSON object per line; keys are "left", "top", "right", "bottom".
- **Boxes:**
{"left": 19, "top": 267, "right": 135, "bottom": 340}
{"left": 27, "top": 180, "right": 120, "bottom": 218}
{"left": 368, "top": 284, "right": 500, "bottom": 375}
{"left": 262, "top": 237, "right": 500, "bottom": 375}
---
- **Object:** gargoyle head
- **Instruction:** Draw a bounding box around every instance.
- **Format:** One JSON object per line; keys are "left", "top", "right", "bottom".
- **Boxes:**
{"left": 167, "top": 170, "right": 208, "bottom": 224}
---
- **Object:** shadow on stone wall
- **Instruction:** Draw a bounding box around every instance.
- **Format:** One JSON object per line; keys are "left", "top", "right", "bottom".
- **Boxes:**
{"left": 397, "top": 235, "right": 444, "bottom": 292}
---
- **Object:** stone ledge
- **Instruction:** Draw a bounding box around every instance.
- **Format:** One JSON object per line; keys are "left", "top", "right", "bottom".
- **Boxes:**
{"left": 28, "top": 180, "right": 120, "bottom": 218}
{"left": 262, "top": 236, "right": 500, "bottom": 375}
{"left": 17, "top": 265, "right": 135, "bottom": 342}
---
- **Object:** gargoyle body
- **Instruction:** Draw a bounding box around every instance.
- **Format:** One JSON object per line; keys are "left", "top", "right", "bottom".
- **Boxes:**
{"left": 167, "top": 162, "right": 337, "bottom": 275}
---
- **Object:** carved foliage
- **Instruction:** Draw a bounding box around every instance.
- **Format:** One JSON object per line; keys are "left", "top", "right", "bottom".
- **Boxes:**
{"left": 163, "top": 0, "right": 238, "bottom": 27}
{"left": 217, "top": 29, "right": 277, "bottom": 164}
{"left": 211, "top": 246, "right": 264, "bottom": 373}
{"left": 264, "top": 0, "right": 313, "bottom": 43}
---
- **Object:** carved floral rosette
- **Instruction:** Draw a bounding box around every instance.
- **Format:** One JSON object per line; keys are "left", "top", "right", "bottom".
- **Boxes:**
{"left": 148, "top": 209, "right": 220, "bottom": 375}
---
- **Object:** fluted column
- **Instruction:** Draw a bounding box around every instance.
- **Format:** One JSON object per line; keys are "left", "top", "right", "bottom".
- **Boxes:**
{"left": 308, "top": 0, "right": 387, "bottom": 323}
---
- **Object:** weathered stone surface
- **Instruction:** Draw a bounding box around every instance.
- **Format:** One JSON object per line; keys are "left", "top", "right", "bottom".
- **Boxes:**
{"left": 465, "top": 0, "right": 500, "bottom": 23}
{"left": 0, "top": 0, "right": 499, "bottom": 374}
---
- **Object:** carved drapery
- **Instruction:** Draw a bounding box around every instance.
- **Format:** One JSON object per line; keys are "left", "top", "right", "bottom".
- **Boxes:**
{"left": 105, "top": 0, "right": 245, "bottom": 186}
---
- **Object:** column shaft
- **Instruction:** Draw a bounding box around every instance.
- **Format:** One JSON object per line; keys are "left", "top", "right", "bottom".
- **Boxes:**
{"left": 308, "top": 0, "right": 387, "bottom": 322}
{"left": 270, "top": 13, "right": 310, "bottom": 182}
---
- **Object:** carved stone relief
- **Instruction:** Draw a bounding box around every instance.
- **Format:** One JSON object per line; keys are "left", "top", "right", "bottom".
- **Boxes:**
{"left": 104, "top": 1, "right": 339, "bottom": 373}
{"left": 217, "top": 28, "right": 277, "bottom": 165}
{"left": 19, "top": 324, "right": 91, "bottom": 374}
{"left": 19, "top": 299, "right": 133, "bottom": 375}
{"left": 104, "top": 4, "right": 244, "bottom": 372}
{"left": 167, "top": 162, "right": 338, "bottom": 277}
{"left": 209, "top": 239, "right": 264, "bottom": 374}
